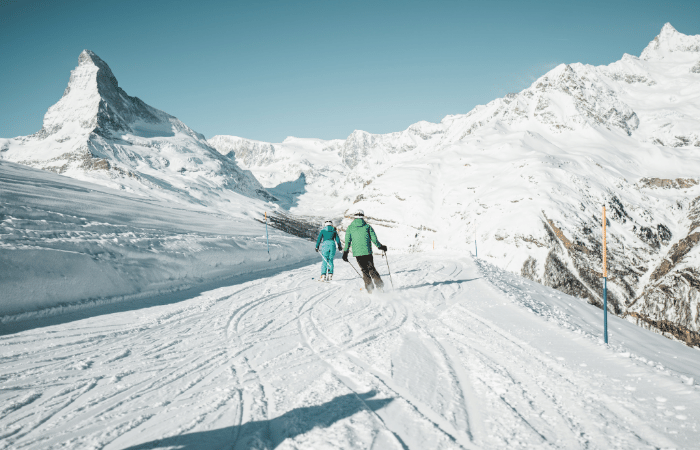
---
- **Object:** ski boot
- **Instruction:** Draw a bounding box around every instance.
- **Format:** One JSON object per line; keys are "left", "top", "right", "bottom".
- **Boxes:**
{"left": 319, "top": 274, "right": 326, "bottom": 282}
{"left": 327, "top": 274, "right": 333, "bottom": 281}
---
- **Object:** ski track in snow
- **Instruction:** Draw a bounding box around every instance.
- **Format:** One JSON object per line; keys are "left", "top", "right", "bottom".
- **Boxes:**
{"left": 1, "top": 254, "right": 699, "bottom": 449}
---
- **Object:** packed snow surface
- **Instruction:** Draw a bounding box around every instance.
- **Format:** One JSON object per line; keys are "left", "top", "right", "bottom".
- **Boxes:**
{"left": 1, "top": 253, "right": 698, "bottom": 449}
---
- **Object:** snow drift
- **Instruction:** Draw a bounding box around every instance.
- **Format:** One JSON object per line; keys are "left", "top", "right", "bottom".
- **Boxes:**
{"left": 0, "top": 161, "right": 313, "bottom": 317}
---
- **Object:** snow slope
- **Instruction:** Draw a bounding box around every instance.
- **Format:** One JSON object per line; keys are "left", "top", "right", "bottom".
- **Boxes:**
{"left": 1, "top": 253, "right": 698, "bottom": 449}
{"left": 0, "top": 160, "right": 313, "bottom": 317}
{"left": 209, "top": 24, "right": 700, "bottom": 345}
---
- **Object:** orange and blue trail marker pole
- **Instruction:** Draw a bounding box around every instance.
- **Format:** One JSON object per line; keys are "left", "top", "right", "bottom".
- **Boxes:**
{"left": 265, "top": 212, "right": 269, "bottom": 254}
{"left": 602, "top": 205, "right": 608, "bottom": 344}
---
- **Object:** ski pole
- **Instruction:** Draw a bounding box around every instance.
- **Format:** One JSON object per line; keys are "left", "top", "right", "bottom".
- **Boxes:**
{"left": 346, "top": 259, "right": 363, "bottom": 279}
{"left": 382, "top": 251, "right": 394, "bottom": 288}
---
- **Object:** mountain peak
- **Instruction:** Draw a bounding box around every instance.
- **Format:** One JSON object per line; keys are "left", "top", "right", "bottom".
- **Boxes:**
{"left": 74, "top": 49, "right": 119, "bottom": 93}
{"left": 79, "top": 49, "right": 103, "bottom": 65}
{"left": 660, "top": 22, "right": 678, "bottom": 35}
{"left": 641, "top": 23, "right": 700, "bottom": 61}
{"left": 38, "top": 50, "right": 171, "bottom": 139}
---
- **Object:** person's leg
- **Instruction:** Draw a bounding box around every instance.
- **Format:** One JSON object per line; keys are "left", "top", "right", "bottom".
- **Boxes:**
{"left": 365, "top": 255, "right": 384, "bottom": 289}
{"left": 323, "top": 242, "right": 336, "bottom": 274}
{"left": 326, "top": 243, "right": 336, "bottom": 280}
{"left": 355, "top": 255, "right": 375, "bottom": 292}
{"left": 320, "top": 247, "right": 329, "bottom": 275}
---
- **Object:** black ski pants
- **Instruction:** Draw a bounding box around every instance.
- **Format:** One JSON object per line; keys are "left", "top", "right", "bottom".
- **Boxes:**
{"left": 356, "top": 254, "right": 384, "bottom": 292}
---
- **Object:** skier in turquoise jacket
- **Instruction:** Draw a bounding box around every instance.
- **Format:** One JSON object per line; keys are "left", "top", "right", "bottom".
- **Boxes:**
{"left": 342, "top": 209, "right": 387, "bottom": 293}
{"left": 316, "top": 220, "right": 342, "bottom": 281}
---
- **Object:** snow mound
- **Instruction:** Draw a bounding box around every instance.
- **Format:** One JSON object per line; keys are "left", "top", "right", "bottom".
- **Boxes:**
{"left": 0, "top": 161, "right": 313, "bottom": 317}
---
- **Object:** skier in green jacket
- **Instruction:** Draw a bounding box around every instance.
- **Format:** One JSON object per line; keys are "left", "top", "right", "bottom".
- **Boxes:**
{"left": 316, "top": 220, "right": 342, "bottom": 281}
{"left": 342, "top": 209, "right": 387, "bottom": 293}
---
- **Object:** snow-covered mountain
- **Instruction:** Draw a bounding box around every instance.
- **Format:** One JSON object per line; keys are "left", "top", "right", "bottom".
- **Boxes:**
{"left": 0, "top": 50, "right": 273, "bottom": 206}
{"left": 209, "top": 24, "right": 700, "bottom": 347}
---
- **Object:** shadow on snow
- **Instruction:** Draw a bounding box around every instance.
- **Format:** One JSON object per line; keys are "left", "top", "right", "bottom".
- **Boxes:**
{"left": 397, "top": 278, "right": 481, "bottom": 290}
{"left": 0, "top": 258, "right": 317, "bottom": 336}
{"left": 121, "top": 391, "right": 402, "bottom": 450}
{"left": 268, "top": 173, "right": 307, "bottom": 210}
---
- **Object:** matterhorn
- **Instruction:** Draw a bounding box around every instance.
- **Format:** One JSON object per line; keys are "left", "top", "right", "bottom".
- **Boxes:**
{"left": 0, "top": 50, "right": 271, "bottom": 204}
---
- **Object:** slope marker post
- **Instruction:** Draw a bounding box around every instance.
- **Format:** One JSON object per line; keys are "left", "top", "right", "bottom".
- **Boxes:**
{"left": 602, "top": 205, "right": 608, "bottom": 344}
{"left": 265, "top": 211, "right": 269, "bottom": 254}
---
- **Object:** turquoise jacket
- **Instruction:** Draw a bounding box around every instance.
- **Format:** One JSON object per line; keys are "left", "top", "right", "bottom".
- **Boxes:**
{"left": 316, "top": 226, "right": 341, "bottom": 249}
{"left": 343, "top": 218, "right": 382, "bottom": 257}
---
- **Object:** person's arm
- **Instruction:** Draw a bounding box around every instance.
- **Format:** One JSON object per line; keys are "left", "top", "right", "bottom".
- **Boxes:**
{"left": 369, "top": 226, "right": 388, "bottom": 251}
{"left": 344, "top": 229, "right": 352, "bottom": 252}
{"left": 334, "top": 230, "right": 342, "bottom": 248}
{"left": 369, "top": 226, "right": 381, "bottom": 248}
{"left": 315, "top": 231, "right": 323, "bottom": 249}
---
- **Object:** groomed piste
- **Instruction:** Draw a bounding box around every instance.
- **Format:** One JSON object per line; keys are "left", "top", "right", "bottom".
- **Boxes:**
{"left": 2, "top": 247, "right": 699, "bottom": 448}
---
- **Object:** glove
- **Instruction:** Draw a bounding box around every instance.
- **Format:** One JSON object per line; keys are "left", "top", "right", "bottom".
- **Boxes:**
{"left": 337, "top": 245, "right": 342, "bottom": 251}
{"left": 379, "top": 245, "right": 388, "bottom": 252}
{"left": 315, "top": 248, "right": 319, "bottom": 253}
{"left": 342, "top": 252, "right": 349, "bottom": 262}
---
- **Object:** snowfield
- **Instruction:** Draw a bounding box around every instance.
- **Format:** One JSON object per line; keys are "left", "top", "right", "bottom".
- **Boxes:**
{"left": 1, "top": 253, "right": 698, "bottom": 449}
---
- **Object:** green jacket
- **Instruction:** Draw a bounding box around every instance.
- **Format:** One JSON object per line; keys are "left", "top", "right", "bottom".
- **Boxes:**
{"left": 343, "top": 218, "right": 382, "bottom": 257}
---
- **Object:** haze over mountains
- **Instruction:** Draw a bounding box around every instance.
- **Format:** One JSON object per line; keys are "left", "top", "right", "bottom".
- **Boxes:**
{"left": 2, "top": 24, "right": 700, "bottom": 347}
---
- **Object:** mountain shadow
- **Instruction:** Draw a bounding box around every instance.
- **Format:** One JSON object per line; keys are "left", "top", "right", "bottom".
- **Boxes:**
{"left": 121, "top": 390, "right": 398, "bottom": 450}
{"left": 268, "top": 172, "right": 307, "bottom": 209}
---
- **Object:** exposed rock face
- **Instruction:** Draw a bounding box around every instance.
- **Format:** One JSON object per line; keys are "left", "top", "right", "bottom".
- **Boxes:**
{"left": 0, "top": 50, "right": 271, "bottom": 204}
{"left": 640, "top": 178, "right": 698, "bottom": 189}
{"left": 625, "top": 197, "right": 700, "bottom": 346}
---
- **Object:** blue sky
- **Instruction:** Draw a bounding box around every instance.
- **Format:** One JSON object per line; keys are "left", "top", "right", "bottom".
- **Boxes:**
{"left": 1, "top": 0, "right": 698, "bottom": 142}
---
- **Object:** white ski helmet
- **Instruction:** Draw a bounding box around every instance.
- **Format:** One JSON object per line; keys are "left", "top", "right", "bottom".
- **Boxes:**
{"left": 353, "top": 209, "right": 364, "bottom": 218}
{"left": 324, "top": 220, "right": 333, "bottom": 227}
